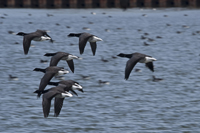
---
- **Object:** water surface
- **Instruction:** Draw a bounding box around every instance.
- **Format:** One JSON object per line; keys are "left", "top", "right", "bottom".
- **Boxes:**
{"left": 0, "top": 8, "right": 200, "bottom": 132}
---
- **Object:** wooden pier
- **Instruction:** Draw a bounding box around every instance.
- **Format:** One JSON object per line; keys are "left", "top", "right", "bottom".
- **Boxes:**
{"left": 0, "top": 0, "right": 199, "bottom": 8}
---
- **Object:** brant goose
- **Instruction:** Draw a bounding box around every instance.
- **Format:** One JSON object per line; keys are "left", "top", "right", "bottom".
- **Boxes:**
{"left": 142, "top": 14, "right": 147, "bottom": 17}
{"left": 68, "top": 32, "right": 103, "bottom": 56}
{"left": 141, "top": 35, "right": 147, "bottom": 40}
{"left": 111, "top": 56, "right": 117, "bottom": 59}
{"left": 33, "top": 66, "right": 69, "bottom": 98}
{"left": 99, "top": 80, "right": 110, "bottom": 85}
{"left": 47, "top": 13, "right": 53, "bottom": 17}
{"left": 192, "top": 33, "right": 196, "bottom": 35}
{"left": 148, "top": 38, "right": 154, "bottom": 42}
{"left": 80, "top": 75, "right": 91, "bottom": 80}
{"left": 9, "top": 75, "right": 18, "bottom": 81}
{"left": 82, "top": 27, "right": 90, "bottom": 30}
{"left": 152, "top": 76, "right": 163, "bottom": 82}
{"left": 40, "top": 59, "right": 48, "bottom": 64}
{"left": 91, "top": 12, "right": 96, "bottom": 15}
{"left": 48, "top": 80, "right": 83, "bottom": 96}
{"left": 44, "top": 52, "right": 79, "bottom": 73}
{"left": 16, "top": 30, "right": 53, "bottom": 55}
{"left": 42, "top": 86, "right": 72, "bottom": 118}
{"left": 166, "top": 23, "right": 171, "bottom": 26}
{"left": 135, "top": 68, "right": 142, "bottom": 72}
{"left": 176, "top": 31, "right": 182, "bottom": 34}
{"left": 117, "top": 52, "right": 157, "bottom": 80}
{"left": 101, "top": 57, "right": 109, "bottom": 62}
{"left": 8, "top": 31, "right": 15, "bottom": 34}
{"left": 156, "top": 36, "right": 162, "bottom": 39}
{"left": 105, "top": 29, "right": 110, "bottom": 32}
{"left": 143, "top": 42, "right": 150, "bottom": 46}
{"left": 42, "top": 81, "right": 82, "bottom": 118}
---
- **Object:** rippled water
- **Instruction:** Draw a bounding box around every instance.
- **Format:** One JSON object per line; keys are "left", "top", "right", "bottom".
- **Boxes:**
{"left": 0, "top": 8, "right": 200, "bottom": 132}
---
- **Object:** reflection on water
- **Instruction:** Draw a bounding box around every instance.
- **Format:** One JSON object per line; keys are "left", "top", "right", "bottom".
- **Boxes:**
{"left": 0, "top": 8, "right": 200, "bottom": 132}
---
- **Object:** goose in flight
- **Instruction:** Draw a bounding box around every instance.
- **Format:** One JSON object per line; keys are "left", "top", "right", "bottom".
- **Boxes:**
{"left": 42, "top": 80, "right": 82, "bottom": 118}
{"left": 117, "top": 52, "right": 157, "bottom": 80}
{"left": 44, "top": 52, "right": 79, "bottom": 73}
{"left": 48, "top": 80, "right": 84, "bottom": 96}
{"left": 68, "top": 32, "right": 103, "bottom": 56}
{"left": 16, "top": 30, "right": 53, "bottom": 54}
{"left": 33, "top": 66, "right": 69, "bottom": 97}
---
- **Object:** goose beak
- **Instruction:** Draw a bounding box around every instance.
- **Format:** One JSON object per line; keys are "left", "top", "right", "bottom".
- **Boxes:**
{"left": 50, "top": 39, "right": 54, "bottom": 43}
{"left": 79, "top": 89, "right": 84, "bottom": 93}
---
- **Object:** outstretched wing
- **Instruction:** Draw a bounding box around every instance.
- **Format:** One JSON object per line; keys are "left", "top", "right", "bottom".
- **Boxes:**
{"left": 42, "top": 91, "right": 55, "bottom": 118}
{"left": 23, "top": 35, "right": 33, "bottom": 55}
{"left": 66, "top": 60, "right": 74, "bottom": 73}
{"left": 145, "top": 62, "right": 154, "bottom": 72}
{"left": 49, "top": 53, "right": 65, "bottom": 66}
{"left": 89, "top": 42, "right": 97, "bottom": 56}
{"left": 42, "top": 97, "right": 51, "bottom": 118}
{"left": 79, "top": 33, "right": 92, "bottom": 54}
{"left": 125, "top": 56, "right": 143, "bottom": 80}
{"left": 42, "top": 89, "right": 58, "bottom": 118}
{"left": 54, "top": 98, "right": 65, "bottom": 117}
{"left": 38, "top": 72, "right": 56, "bottom": 93}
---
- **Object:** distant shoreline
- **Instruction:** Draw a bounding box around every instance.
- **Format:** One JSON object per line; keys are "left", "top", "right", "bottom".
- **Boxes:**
{"left": 0, "top": 0, "right": 199, "bottom": 9}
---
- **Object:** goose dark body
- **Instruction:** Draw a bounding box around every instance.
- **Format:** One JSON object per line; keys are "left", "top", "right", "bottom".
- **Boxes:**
{"left": 42, "top": 85, "right": 73, "bottom": 118}
{"left": 16, "top": 30, "right": 53, "bottom": 55}
{"left": 33, "top": 66, "right": 69, "bottom": 98}
{"left": 48, "top": 80, "right": 84, "bottom": 95}
{"left": 117, "top": 52, "right": 157, "bottom": 80}
{"left": 42, "top": 80, "right": 82, "bottom": 118}
{"left": 44, "top": 52, "right": 78, "bottom": 73}
{"left": 68, "top": 32, "right": 102, "bottom": 56}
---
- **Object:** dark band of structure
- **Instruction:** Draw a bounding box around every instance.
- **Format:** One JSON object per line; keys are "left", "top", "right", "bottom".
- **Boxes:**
{"left": 0, "top": 0, "right": 199, "bottom": 8}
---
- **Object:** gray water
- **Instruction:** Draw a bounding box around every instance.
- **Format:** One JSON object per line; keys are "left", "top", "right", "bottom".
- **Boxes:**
{"left": 0, "top": 8, "right": 200, "bottom": 133}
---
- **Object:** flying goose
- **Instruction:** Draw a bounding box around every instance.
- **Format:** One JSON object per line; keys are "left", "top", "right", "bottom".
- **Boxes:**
{"left": 44, "top": 52, "right": 79, "bottom": 73}
{"left": 117, "top": 52, "right": 157, "bottom": 80}
{"left": 48, "top": 80, "right": 84, "bottom": 95}
{"left": 68, "top": 32, "right": 103, "bottom": 56}
{"left": 16, "top": 30, "right": 53, "bottom": 55}
{"left": 42, "top": 81, "right": 83, "bottom": 118}
{"left": 33, "top": 66, "right": 69, "bottom": 97}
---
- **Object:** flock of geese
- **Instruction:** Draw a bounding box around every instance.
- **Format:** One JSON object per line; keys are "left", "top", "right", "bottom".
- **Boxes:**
{"left": 16, "top": 29, "right": 158, "bottom": 118}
